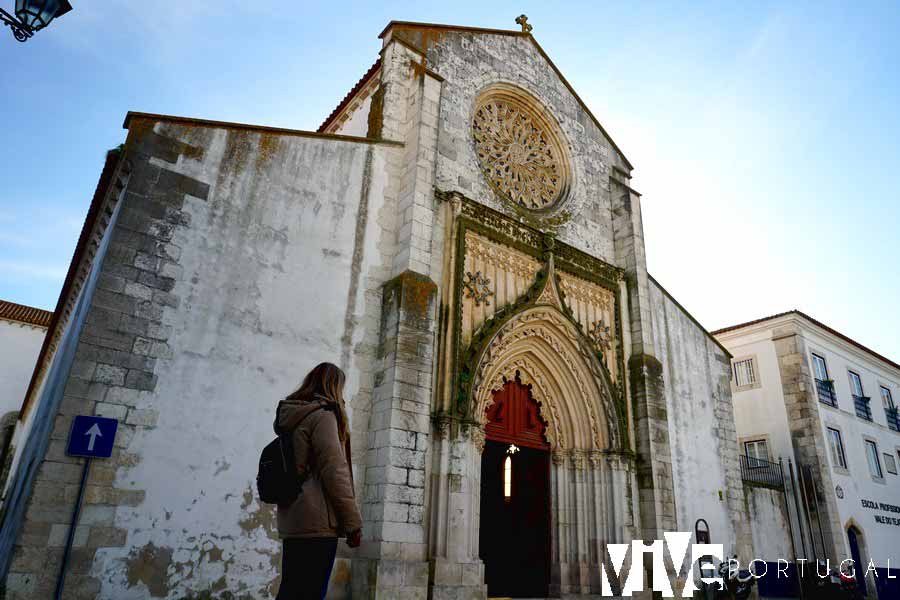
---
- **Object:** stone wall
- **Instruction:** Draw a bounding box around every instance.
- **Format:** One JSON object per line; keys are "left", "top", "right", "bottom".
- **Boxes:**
{"left": 649, "top": 279, "right": 754, "bottom": 562}
{"left": 413, "top": 28, "right": 630, "bottom": 263}
{"left": 771, "top": 325, "right": 844, "bottom": 560}
{"left": 4, "top": 118, "right": 400, "bottom": 598}
{"left": 745, "top": 485, "right": 794, "bottom": 561}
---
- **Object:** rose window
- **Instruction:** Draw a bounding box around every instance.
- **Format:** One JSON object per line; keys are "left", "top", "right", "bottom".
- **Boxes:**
{"left": 472, "top": 90, "right": 569, "bottom": 211}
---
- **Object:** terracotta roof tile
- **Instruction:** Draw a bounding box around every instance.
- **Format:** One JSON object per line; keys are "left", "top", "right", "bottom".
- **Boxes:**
{"left": 317, "top": 59, "right": 382, "bottom": 134}
{"left": 0, "top": 300, "right": 53, "bottom": 328}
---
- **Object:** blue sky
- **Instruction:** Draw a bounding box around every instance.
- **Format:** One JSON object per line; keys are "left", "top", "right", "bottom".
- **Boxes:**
{"left": 2, "top": 1, "right": 899, "bottom": 360}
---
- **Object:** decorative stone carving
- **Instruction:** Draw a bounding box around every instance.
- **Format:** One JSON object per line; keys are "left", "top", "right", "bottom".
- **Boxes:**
{"left": 465, "top": 231, "right": 539, "bottom": 280}
{"left": 551, "top": 450, "right": 567, "bottom": 466}
{"left": 433, "top": 415, "right": 451, "bottom": 440}
{"left": 588, "top": 319, "right": 612, "bottom": 351}
{"left": 570, "top": 449, "right": 588, "bottom": 470}
{"left": 472, "top": 88, "right": 569, "bottom": 211}
{"left": 470, "top": 426, "right": 486, "bottom": 454}
{"left": 472, "top": 304, "right": 621, "bottom": 452}
{"left": 462, "top": 271, "right": 494, "bottom": 306}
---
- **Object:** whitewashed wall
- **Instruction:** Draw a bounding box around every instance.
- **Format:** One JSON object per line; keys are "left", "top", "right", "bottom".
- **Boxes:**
{"left": 726, "top": 332, "right": 794, "bottom": 461}
{"left": 87, "top": 125, "right": 397, "bottom": 599}
{"left": 0, "top": 320, "right": 46, "bottom": 419}
{"left": 746, "top": 486, "right": 794, "bottom": 560}
{"left": 720, "top": 316, "right": 900, "bottom": 575}
{"left": 649, "top": 281, "right": 747, "bottom": 558}
{"left": 802, "top": 326, "right": 900, "bottom": 571}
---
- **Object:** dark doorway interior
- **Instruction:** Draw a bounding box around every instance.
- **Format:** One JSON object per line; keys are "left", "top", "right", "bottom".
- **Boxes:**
{"left": 479, "top": 379, "right": 551, "bottom": 598}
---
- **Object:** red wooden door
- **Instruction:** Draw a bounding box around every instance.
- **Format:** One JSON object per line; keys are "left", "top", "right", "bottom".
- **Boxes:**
{"left": 484, "top": 379, "right": 550, "bottom": 449}
{"left": 479, "top": 380, "right": 550, "bottom": 598}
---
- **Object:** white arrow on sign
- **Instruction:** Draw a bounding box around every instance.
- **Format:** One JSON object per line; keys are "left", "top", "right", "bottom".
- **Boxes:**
{"left": 85, "top": 423, "right": 103, "bottom": 452}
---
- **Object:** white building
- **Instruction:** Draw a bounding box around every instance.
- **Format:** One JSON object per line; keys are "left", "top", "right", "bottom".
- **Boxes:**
{"left": 714, "top": 310, "right": 900, "bottom": 599}
{"left": 0, "top": 300, "right": 52, "bottom": 498}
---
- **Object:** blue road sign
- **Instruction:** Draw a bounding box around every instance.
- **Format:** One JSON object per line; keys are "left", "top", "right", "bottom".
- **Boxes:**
{"left": 66, "top": 415, "right": 118, "bottom": 459}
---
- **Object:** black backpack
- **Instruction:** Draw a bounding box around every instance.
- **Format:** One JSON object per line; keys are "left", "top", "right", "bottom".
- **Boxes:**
{"left": 257, "top": 404, "right": 322, "bottom": 507}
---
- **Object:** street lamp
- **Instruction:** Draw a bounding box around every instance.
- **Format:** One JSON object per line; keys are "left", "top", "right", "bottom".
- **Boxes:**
{"left": 1, "top": 0, "right": 72, "bottom": 42}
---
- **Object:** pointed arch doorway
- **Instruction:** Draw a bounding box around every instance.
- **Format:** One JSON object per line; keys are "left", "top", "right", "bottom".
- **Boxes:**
{"left": 479, "top": 378, "right": 551, "bottom": 598}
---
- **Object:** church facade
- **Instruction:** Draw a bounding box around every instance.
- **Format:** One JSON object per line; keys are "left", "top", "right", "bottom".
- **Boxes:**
{"left": 1, "top": 18, "right": 753, "bottom": 599}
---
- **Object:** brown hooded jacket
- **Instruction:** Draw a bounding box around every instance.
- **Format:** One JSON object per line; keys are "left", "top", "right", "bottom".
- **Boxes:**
{"left": 274, "top": 397, "right": 362, "bottom": 538}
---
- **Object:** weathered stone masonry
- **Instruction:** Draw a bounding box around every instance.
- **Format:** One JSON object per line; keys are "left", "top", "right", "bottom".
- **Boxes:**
{"left": 4, "top": 125, "right": 209, "bottom": 599}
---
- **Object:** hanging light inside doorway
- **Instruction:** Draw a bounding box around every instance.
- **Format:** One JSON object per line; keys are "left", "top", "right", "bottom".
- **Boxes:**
{"left": 504, "top": 444, "right": 519, "bottom": 499}
{"left": 504, "top": 456, "right": 512, "bottom": 498}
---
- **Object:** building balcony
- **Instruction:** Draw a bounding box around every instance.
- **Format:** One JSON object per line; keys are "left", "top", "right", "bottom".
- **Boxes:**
{"left": 815, "top": 378, "right": 837, "bottom": 407}
{"left": 887, "top": 407, "right": 900, "bottom": 432}
{"left": 740, "top": 454, "right": 784, "bottom": 489}
{"left": 854, "top": 395, "right": 872, "bottom": 421}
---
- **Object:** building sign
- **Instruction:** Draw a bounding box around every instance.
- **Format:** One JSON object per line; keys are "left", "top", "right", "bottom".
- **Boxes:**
{"left": 861, "top": 499, "right": 900, "bottom": 526}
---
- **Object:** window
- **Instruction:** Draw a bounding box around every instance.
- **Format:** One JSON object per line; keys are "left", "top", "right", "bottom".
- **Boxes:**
{"left": 884, "top": 453, "right": 897, "bottom": 475}
{"left": 733, "top": 358, "right": 757, "bottom": 387}
{"left": 850, "top": 372, "right": 871, "bottom": 420}
{"left": 813, "top": 354, "right": 837, "bottom": 406}
{"left": 827, "top": 428, "right": 847, "bottom": 469}
{"left": 865, "top": 440, "right": 883, "bottom": 479}
{"left": 883, "top": 387, "right": 896, "bottom": 410}
{"left": 883, "top": 387, "right": 900, "bottom": 431}
{"left": 744, "top": 440, "right": 769, "bottom": 467}
{"left": 849, "top": 371, "right": 864, "bottom": 397}
{"left": 812, "top": 354, "right": 829, "bottom": 381}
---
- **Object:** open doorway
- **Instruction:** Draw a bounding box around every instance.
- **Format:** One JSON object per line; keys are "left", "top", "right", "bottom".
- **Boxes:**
{"left": 478, "top": 379, "right": 551, "bottom": 598}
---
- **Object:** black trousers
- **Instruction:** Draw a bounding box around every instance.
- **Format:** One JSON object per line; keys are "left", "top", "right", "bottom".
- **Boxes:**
{"left": 276, "top": 537, "right": 338, "bottom": 600}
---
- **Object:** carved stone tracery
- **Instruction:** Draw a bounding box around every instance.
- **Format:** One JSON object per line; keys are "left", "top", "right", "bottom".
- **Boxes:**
{"left": 472, "top": 87, "right": 570, "bottom": 211}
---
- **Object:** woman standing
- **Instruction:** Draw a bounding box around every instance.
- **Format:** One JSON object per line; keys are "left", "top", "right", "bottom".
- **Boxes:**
{"left": 274, "top": 362, "right": 362, "bottom": 600}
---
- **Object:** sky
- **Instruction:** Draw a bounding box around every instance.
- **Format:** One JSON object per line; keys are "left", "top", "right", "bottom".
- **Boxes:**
{"left": 1, "top": 1, "right": 899, "bottom": 360}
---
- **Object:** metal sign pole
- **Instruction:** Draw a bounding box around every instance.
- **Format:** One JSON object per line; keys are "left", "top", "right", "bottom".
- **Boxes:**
{"left": 54, "top": 457, "right": 92, "bottom": 600}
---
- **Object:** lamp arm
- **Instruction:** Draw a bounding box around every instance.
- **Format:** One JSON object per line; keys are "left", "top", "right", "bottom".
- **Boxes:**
{"left": 0, "top": 8, "right": 33, "bottom": 42}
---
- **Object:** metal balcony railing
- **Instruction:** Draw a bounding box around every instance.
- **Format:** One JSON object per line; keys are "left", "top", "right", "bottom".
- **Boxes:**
{"left": 740, "top": 454, "right": 784, "bottom": 489}
{"left": 854, "top": 395, "right": 872, "bottom": 421}
{"left": 816, "top": 379, "right": 837, "bottom": 407}
{"left": 886, "top": 407, "right": 900, "bottom": 432}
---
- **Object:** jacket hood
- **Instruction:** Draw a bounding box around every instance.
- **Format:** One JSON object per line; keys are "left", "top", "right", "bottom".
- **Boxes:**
{"left": 274, "top": 396, "right": 329, "bottom": 436}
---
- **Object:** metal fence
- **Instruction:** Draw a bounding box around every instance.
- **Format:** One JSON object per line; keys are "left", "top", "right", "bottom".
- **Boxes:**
{"left": 740, "top": 454, "right": 784, "bottom": 489}
{"left": 853, "top": 395, "right": 872, "bottom": 421}
{"left": 815, "top": 378, "right": 837, "bottom": 407}
{"left": 887, "top": 407, "right": 900, "bottom": 432}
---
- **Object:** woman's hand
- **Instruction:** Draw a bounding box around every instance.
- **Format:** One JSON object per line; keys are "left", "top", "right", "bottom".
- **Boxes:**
{"left": 346, "top": 529, "right": 362, "bottom": 548}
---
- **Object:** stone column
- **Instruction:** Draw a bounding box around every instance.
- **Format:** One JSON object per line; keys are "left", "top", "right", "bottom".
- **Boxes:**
{"left": 564, "top": 450, "right": 583, "bottom": 594}
{"left": 426, "top": 424, "right": 486, "bottom": 600}
{"left": 589, "top": 450, "right": 607, "bottom": 593}
{"left": 773, "top": 325, "right": 845, "bottom": 560}
{"left": 611, "top": 174, "right": 676, "bottom": 549}
{"left": 351, "top": 33, "right": 445, "bottom": 599}
{"left": 549, "top": 449, "right": 568, "bottom": 596}
{"left": 353, "top": 271, "right": 436, "bottom": 599}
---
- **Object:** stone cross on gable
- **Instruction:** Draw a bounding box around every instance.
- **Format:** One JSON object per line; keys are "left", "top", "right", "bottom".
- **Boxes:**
{"left": 515, "top": 14, "right": 533, "bottom": 33}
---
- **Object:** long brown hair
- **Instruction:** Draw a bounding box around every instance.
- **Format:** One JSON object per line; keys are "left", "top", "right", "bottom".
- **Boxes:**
{"left": 286, "top": 362, "right": 349, "bottom": 442}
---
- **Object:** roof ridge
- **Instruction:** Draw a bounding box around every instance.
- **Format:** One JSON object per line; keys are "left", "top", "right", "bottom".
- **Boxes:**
{"left": 378, "top": 20, "right": 526, "bottom": 40}
{"left": 712, "top": 310, "right": 900, "bottom": 374}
